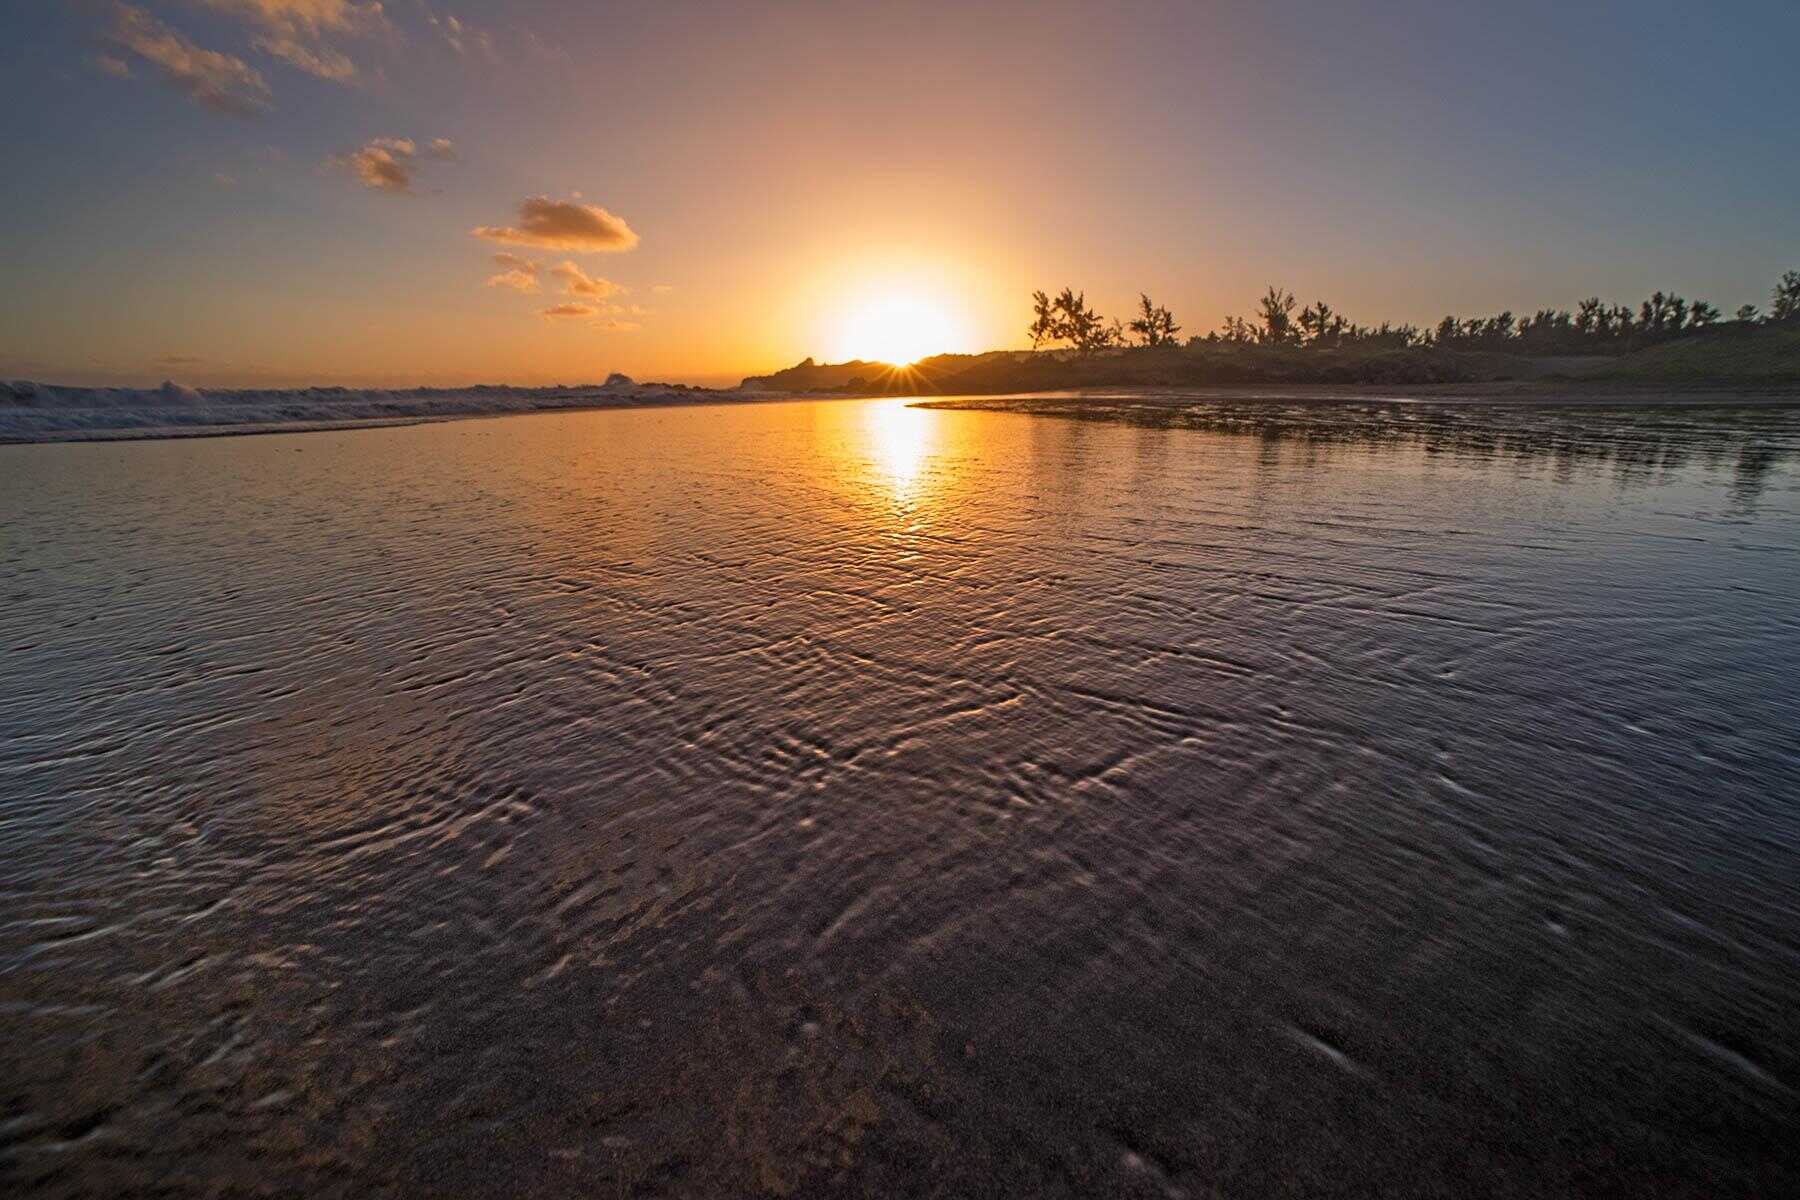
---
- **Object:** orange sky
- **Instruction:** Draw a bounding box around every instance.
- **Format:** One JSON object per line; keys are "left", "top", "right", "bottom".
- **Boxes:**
{"left": 4, "top": 2, "right": 1796, "bottom": 388}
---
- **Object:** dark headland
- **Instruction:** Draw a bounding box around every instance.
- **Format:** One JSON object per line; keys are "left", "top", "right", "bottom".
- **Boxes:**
{"left": 742, "top": 274, "right": 1800, "bottom": 400}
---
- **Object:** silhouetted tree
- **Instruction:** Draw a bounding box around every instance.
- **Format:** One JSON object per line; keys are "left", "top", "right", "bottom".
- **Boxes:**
{"left": 1028, "top": 290, "right": 1059, "bottom": 349}
{"left": 1215, "top": 315, "right": 1256, "bottom": 344}
{"left": 1255, "top": 287, "right": 1299, "bottom": 345}
{"left": 1028, "top": 288, "right": 1119, "bottom": 351}
{"left": 1128, "top": 294, "right": 1181, "bottom": 346}
{"left": 1575, "top": 298, "right": 1603, "bottom": 337}
{"left": 1774, "top": 270, "right": 1800, "bottom": 322}
{"left": 1141, "top": 270, "right": 1791, "bottom": 361}
{"left": 1687, "top": 301, "right": 1720, "bottom": 329}
{"left": 1298, "top": 300, "right": 1347, "bottom": 346}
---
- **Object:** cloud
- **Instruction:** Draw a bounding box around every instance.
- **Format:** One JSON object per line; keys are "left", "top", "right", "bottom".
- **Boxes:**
{"left": 213, "top": 171, "right": 238, "bottom": 187}
{"left": 473, "top": 197, "right": 639, "bottom": 253}
{"left": 537, "top": 299, "right": 644, "bottom": 331}
{"left": 196, "top": 0, "right": 383, "bottom": 82}
{"left": 105, "top": 4, "right": 271, "bottom": 115}
{"left": 156, "top": 354, "right": 204, "bottom": 366}
{"left": 89, "top": 53, "right": 133, "bottom": 79}
{"left": 198, "top": 0, "right": 380, "bottom": 36}
{"left": 422, "top": 7, "right": 496, "bottom": 59}
{"left": 328, "top": 136, "right": 455, "bottom": 194}
{"left": 331, "top": 136, "right": 416, "bottom": 192}
{"left": 491, "top": 253, "right": 535, "bottom": 272}
{"left": 254, "top": 34, "right": 356, "bottom": 80}
{"left": 486, "top": 269, "right": 539, "bottom": 293}
{"left": 549, "top": 260, "right": 620, "bottom": 298}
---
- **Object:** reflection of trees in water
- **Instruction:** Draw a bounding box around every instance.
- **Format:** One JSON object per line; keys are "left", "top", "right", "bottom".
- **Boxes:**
{"left": 1733, "top": 445, "right": 1780, "bottom": 506}
{"left": 922, "top": 397, "right": 1800, "bottom": 502}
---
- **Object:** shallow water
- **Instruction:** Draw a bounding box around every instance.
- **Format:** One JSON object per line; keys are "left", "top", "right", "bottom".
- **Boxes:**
{"left": 4, "top": 396, "right": 1800, "bottom": 1197}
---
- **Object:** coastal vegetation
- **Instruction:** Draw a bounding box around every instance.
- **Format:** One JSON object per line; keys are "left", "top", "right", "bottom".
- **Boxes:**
{"left": 1030, "top": 270, "right": 1800, "bottom": 356}
{"left": 743, "top": 270, "right": 1800, "bottom": 393}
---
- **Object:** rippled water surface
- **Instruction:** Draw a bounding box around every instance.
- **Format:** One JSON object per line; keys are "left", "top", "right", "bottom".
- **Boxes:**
{"left": 5, "top": 397, "right": 1800, "bottom": 1197}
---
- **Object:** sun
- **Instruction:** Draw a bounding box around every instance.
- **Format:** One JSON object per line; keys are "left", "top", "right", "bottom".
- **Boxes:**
{"left": 831, "top": 294, "right": 960, "bottom": 365}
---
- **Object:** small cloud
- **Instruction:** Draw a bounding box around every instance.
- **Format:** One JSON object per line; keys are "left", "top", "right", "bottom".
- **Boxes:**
{"left": 473, "top": 196, "right": 639, "bottom": 253}
{"left": 198, "top": 1, "right": 381, "bottom": 36}
{"left": 650, "top": 284, "right": 674, "bottom": 294}
{"left": 213, "top": 171, "right": 238, "bottom": 187}
{"left": 155, "top": 354, "right": 204, "bottom": 366}
{"left": 423, "top": 7, "right": 497, "bottom": 59}
{"left": 197, "top": 0, "right": 383, "bottom": 82}
{"left": 486, "top": 269, "right": 539, "bottom": 293}
{"left": 549, "top": 261, "right": 620, "bottom": 298}
{"left": 105, "top": 4, "right": 271, "bottom": 115}
{"left": 491, "top": 253, "right": 535, "bottom": 272}
{"left": 329, "top": 136, "right": 454, "bottom": 194}
{"left": 331, "top": 136, "right": 415, "bottom": 192}
{"left": 89, "top": 53, "right": 133, "bottom": 79}
{"left": 536, "top": 299, "right": 644, "bottom": 331}
{"left": 254, "top": 34, "right": 356, "bottom": 81}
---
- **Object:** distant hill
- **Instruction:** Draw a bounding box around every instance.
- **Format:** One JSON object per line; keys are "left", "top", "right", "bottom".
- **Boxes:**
{"left": 742, "top": 321, "right": 1800, "bottom": 395}
{"left": 738, "top": 352, "right": 1030, "bottom": 394}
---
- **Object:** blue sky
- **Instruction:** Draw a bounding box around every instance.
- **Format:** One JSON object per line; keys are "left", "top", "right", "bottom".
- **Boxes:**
{"left": 3, "top": 1, "right": 1796, "bottom": 386}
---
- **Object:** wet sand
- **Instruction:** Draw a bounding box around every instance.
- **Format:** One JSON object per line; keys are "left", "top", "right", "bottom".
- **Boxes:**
{"left": 4, "top": 398, "right": 1799, "bottom": 1196}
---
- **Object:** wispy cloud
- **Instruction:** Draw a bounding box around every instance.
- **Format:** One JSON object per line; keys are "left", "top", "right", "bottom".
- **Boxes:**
{"left": 254, "top": 35, "right": 356, "bottom": 80}
{"left": 420, "top": 5, "right": 496, "bottom": 59}
{"left": 473, "top": 197, "right": 640, "bottom": 253}
{"left": 329, "top": 135, "right": 456, "bottom": 194}
{"left": 484, "top": 254, "right": 540, "bottom": 293}
{"left": 198, "top": 1, "right": 382, "bottom": 36}
{"left": 331, "top": 136, "right": 415, "bottom": 192}
{"left": 88, "top": 53, "right": 133, "bottom": 79}
{"left": 105, "top": 4, "right": 271, "bottom": 115}
{"left": 196, "top": 0, "right": 385, "bottom": 82}
{"left": 538, "top": 299, "right": 643, "bottom": 331}
{"left": 550, "top": 261, "right": 620, "bottom": 298}
{"left": 486, "top": 269, "right": 539, "bottom": 293}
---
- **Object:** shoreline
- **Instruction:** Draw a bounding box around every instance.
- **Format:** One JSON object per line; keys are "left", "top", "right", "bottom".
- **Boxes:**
{"left": 6, "top": 381, "right": 1799, "bottom": 447}
{"left": 0, "top": 384, "right": 812, "bottom": 447}
{"left": 909, "top": 382, "right": 1800, "bottom": 414}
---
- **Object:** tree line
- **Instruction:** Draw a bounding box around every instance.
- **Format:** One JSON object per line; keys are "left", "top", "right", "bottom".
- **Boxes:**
{"left": 1027, "top": 269, "right": 1800, "bottom": 355}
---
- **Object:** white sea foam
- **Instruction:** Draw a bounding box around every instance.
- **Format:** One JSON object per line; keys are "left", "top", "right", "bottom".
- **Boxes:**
{"left": 0, "top": 376, "right": 744, "bottom": 442}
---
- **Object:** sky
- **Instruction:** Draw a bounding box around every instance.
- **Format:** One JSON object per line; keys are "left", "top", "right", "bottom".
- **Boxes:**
{"left": 3, "top": 0, "right": 1797, "bottom": 388}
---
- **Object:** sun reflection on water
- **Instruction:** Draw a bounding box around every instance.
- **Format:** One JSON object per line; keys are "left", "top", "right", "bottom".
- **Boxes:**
{"left": 860, "top": 399, "right": 937, "bottom": 496}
